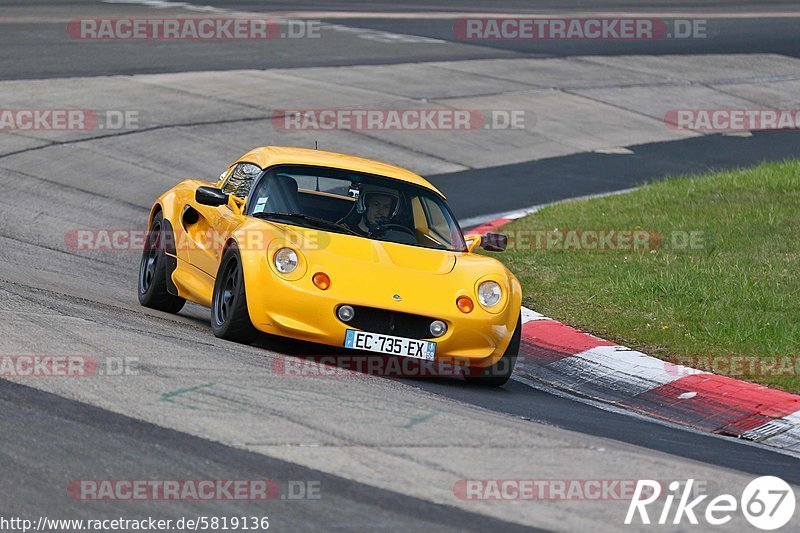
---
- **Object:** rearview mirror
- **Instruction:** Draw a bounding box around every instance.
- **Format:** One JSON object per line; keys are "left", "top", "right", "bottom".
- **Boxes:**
{"left": 196, "top": 186, "right": 228, "bottom": 207}
{"left": 481, "top": 232, "right": 508, "bottom": 252}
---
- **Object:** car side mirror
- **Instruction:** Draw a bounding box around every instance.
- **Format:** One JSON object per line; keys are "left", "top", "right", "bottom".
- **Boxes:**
{"left": 481, "top": 232, "right": 508, "bottom": 252}
{"left": 196, "top": 186, "right": 228, "bottom": 207}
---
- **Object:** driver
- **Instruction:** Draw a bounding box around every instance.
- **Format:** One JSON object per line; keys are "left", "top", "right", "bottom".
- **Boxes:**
{"left": 346, "top": 186, "right": 402, "bottom": 236}
{"left": 342, "top": 185, "right": 416, "bottom": 244}
{"left": 358, "top": 193, "right": 393, "bottom": 234}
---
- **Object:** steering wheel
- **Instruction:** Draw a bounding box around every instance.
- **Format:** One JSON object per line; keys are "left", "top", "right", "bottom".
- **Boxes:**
{"left": 371, "top": 223, "right": 416, "bottom": 238}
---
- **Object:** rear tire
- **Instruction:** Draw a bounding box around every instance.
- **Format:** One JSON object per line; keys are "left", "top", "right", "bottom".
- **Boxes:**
{"left": 464, "top": 313, "right": 521, "bottom": 387}
{"left": 138, "top": 212, "right": 186, "bottom": 314}
{"left": 211, "top": 244, "right": 260, "bottom": 344}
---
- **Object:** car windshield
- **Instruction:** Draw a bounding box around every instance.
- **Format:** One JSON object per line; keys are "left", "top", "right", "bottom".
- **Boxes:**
{"left": 244, "top": 165, "right": 467, "bottom": 252}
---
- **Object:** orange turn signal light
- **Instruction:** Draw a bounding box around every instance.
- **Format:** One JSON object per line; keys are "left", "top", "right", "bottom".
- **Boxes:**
{"left": 313, "top": 272, "right": 331, "bottom": 290}
{"left": 456, "top": 295, "right": 474, "bottom": 314}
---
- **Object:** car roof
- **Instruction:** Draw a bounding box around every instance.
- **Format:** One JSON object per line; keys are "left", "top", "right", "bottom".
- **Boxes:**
{"left": 236, "top": 146, "right": 446, "bottom": 198}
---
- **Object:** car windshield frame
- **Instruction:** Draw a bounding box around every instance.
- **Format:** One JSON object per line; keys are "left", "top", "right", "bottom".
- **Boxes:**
{"left": 245, "top": 164, "right": 468, "bottom": 252}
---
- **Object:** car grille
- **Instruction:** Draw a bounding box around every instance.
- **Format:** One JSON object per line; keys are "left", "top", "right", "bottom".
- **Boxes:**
{"left": 344, "top": 306, "right": 438, "bottom": 340}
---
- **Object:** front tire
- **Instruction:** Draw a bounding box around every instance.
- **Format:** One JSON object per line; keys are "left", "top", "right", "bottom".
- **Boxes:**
{"left": 211, "top": 245, "right": 259, "bottom": 344}
{"left": 138, "top": 212, "right": 186, "bottom": 314}
{"left": 464, "top": 313, "right": 521, "bottom": 387}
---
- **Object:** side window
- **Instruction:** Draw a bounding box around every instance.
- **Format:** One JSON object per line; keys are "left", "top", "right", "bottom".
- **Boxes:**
{"left": 410, "top": 197, "right": 428, "bottom": 231}
{"left": 420, "top": 196, "right": 455, "bottom": 247}
{"left": 222, "top": 163, "right": 261, "bottom": 199}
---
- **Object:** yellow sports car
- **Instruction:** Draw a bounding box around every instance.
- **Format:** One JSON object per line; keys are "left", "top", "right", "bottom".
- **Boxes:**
{"left": 138, "top": 147, "right": 522, "bottom": 385}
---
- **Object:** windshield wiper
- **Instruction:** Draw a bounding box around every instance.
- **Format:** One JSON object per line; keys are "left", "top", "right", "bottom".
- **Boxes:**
{"left": 253, "top": 212, "right": 360, "bottom": 236}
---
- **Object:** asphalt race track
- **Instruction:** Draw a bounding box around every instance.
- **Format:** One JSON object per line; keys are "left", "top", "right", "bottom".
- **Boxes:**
{"left": 1, "top": 1, "right": 799, "bottom": 531}
{"left": 4, "top": 0, "right": 800, "bottom": 79}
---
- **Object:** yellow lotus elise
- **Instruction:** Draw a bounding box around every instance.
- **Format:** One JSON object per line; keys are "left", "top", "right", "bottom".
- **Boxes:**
{"left": 138, "top": 147, "right": 522, "bottom": 385}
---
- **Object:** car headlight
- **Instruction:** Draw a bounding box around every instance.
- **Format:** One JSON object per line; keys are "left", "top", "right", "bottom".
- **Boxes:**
{"left": 274, "top": 247, "right": 298, "bottom": 274}
{"left": 477, "top": 281, "right": 502, "bottom": 307}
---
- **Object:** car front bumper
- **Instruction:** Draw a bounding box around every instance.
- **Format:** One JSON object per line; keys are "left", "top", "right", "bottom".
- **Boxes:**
{"left": 244, "top": 263, "right": 521, "bottom": 368}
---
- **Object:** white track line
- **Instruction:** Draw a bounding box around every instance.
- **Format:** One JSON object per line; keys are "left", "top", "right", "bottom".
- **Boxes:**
{"left": 101, "top": 2, "right": 800, "bottom": 19}
{"left": 101, "top": 0, "right": 446, "bottom": 43}
{"left": 248, "top": 12, "right": 800, "bottom": 20}
{"left": 461, "top": 186, "right": 639, "bottom": 229}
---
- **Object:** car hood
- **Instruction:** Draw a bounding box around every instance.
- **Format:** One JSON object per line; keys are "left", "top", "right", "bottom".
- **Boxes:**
{"left": 280, "top": 223, "right": 458, "bottom": 275}
{"left": 239, "top": 219, "right": 517, "bottom": 316}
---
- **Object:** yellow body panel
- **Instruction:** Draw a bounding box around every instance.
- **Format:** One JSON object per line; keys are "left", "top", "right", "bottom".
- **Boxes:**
{"left": 149, "top": 147, "right": 521, "bottom": 368}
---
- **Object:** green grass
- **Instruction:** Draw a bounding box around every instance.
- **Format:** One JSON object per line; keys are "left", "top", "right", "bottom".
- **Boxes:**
{"left": 495, "top": 160, "right": 800, "bottom": 392}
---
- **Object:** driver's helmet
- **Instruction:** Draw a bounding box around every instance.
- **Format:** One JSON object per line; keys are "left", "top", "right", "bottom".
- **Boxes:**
{"left": 355, "top": 184, "right": 402, "bottom": 219}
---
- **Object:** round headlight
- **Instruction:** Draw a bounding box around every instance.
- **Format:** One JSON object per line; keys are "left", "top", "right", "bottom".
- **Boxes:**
{"left": 274, "top": 247, "right": 298, "bottom": 273}
{"left": 478, "top": 281, "right": 502, "bottom": 307}
{"left": 429, "top": 320, "right": 447, "bottom": 338}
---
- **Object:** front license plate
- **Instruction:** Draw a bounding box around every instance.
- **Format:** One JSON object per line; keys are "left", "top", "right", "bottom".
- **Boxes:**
{"left": 344, "top": 330, "right": 436, "bottom": 360}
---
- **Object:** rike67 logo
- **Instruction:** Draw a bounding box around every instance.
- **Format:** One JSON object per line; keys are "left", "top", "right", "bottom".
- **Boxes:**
{"left": 626, "top": 477, "right": 796, "bottom": 530}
